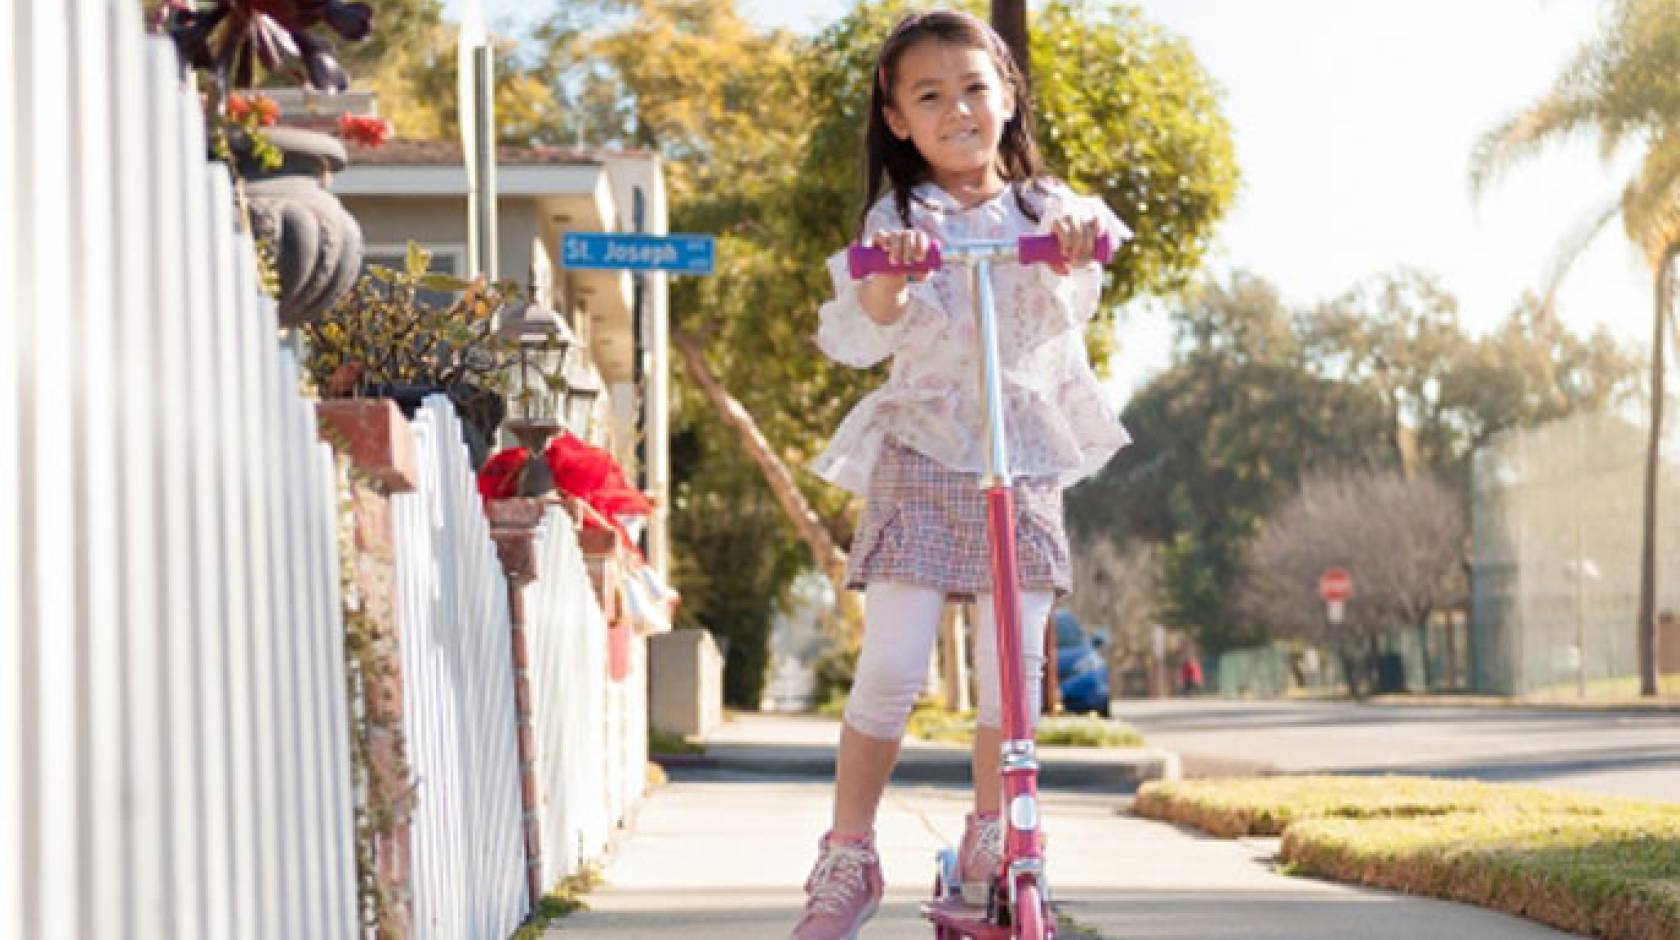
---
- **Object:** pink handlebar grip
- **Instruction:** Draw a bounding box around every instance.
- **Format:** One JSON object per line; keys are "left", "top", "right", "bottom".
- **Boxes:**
{"left": 1018, "top": 231, "right": 1115, "bottom": 266}
{"left": 847, "top": 242, "right": 943, "bottom": 280}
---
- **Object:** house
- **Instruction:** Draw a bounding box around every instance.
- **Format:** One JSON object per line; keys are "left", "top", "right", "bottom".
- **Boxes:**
{"left": 320, "top": 121, "right": 674, "bottom": 578}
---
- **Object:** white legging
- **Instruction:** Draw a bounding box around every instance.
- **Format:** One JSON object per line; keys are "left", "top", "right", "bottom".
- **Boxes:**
{"left": 843, "top": 580, "right": 1053, "bottom": 740}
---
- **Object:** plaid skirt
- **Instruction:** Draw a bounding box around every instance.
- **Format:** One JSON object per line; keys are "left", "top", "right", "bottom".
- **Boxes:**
{"left": 844, "top": 438, "right": 1071, "bottom": 599}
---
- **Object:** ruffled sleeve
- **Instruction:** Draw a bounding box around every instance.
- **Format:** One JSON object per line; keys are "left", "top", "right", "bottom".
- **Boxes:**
{"left": 815, "top": 250, "right": 911, "bottom": 368}
{"left": 1036, "top": 184, "right": 1133, "bottom": 324}
{"left": 815, "top": 197, "right": 946, "bottom": 369}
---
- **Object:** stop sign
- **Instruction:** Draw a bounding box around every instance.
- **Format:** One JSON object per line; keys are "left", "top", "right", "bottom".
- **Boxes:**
{"left": 1319, "top": 567, "right": 1353, "bottom": 602}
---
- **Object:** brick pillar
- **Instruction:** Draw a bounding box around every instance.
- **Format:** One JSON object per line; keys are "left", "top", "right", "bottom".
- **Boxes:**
{"left": 487, "top": 496, "right": 551, "bottom": 908}
{"left": 317, "top": 399, "right": 419, "bottom": 939}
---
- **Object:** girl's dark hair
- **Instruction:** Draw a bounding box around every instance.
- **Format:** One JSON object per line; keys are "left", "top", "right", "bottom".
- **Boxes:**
{"left": 859, "top": 9, "right": 1047, "bottom": 238}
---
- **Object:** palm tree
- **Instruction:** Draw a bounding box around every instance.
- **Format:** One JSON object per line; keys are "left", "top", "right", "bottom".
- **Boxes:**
{"left": 1470, "top": 0, "right": 1680, "bottom": 697}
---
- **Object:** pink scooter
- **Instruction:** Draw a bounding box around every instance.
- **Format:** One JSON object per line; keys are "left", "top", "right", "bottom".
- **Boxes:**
{"left": 849, "top": 229, "right": 1115, "bottom": 940}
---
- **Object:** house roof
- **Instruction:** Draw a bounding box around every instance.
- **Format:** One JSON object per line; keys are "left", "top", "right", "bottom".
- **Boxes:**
{"left": 343, "top": 138, "right": 654, "bottom": 168}
{"left": 346, "top": 138, "right": 595, "bottom": 166}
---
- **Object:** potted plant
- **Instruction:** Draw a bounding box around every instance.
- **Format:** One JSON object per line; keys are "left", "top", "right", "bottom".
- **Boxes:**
{"left": 301, "top": 242, "right": 522, "bottom": 465}
{"left": 154, "top": 0, "right": 388, "bottom": 326}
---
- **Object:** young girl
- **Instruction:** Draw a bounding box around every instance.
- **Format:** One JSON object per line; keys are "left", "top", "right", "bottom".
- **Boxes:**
{"left": 792, "top": 10, "right": 1131, "bottom": 939}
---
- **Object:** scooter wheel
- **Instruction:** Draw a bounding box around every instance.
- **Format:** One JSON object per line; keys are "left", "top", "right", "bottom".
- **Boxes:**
{"left": 1014, "top": 882, "right": 1047, "bottom": 940}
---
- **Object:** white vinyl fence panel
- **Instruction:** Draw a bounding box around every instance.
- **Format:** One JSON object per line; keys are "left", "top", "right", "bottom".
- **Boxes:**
{"left": 523, "top": 509, "right": 647, "bottom": 888}
{"left": 395, "top": 398, "right": 528, "bottom": 939}
{"left": 2, "top": 2, "right": 358, "bottom": 937}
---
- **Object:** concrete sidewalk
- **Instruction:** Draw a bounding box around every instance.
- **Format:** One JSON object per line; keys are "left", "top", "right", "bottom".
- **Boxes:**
{"left": 550, "top": 716, "right": 1575, "bottom": 939}
{"left": 657, "top": 713, "right": 1181, "bottom": 789}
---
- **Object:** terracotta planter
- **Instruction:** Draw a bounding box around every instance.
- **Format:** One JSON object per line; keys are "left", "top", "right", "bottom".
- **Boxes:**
{"left": 315, "top": 397, "right": 418, "bottom": 495}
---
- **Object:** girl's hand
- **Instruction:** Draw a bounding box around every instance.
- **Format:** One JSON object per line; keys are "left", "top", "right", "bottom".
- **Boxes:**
{"left": 857, "top": 228, "right": 928, "bottom": 326}
{"left": 1049, "top": 215, "right": 1102, "bottom": 276}
{"left": 868, "top": 228, "right": 931, "bottom": 284}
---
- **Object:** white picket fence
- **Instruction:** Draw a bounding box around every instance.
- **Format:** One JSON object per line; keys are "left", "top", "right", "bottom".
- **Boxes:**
{"left": 522, "top": 510, "right": 649, "bottom": 887}
{"left": 2, "top": 2, "right": 359, "bottom": 938}
{"left": 394, "top": 398, "right": 529, "bottom": 939}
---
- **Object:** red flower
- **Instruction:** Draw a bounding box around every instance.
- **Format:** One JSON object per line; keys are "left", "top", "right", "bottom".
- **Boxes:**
{"left": 226, "top": 92, "right": 280, "bottom": 126}
{"left": 477, "top": 447, "right": 530, "bottom": 502}
{"left": 477, "top": 434, "right": 654, "bottom": 554}
{"left": 254, "top": 94, "right": 280, "bottom": 126}
{"left": 337, "top": 113, "right": 390, "bottom": 149}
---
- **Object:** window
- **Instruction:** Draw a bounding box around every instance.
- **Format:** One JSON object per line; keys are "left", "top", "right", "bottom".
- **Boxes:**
{"left": 361, "top": 244, "right": 468, "bottom": 310}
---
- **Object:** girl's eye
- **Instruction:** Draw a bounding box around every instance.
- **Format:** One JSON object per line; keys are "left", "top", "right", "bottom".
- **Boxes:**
{"left": 967, "top": 83, "right": 987, "bottom": 94}
{"left": 919, "top": 92, "right": 939, "bottom": 104}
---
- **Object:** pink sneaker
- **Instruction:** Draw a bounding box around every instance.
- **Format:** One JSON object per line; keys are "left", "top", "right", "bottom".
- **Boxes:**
{"left": 790, "top": 833, "right": 883, "bottom": 940}
{"left": 958, "top": 812, "right": 1003, "bottom": 905}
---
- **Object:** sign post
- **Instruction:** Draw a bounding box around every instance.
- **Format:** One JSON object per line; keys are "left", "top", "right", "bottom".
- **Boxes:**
{"left": 561, "top": 232, "right": 716, "bottom": 276}
{"left": 558, "top": 230, "right": 715, "bottom": 582}
{"left": 1319, "top": 566, "right": 1352, "bottom": 625}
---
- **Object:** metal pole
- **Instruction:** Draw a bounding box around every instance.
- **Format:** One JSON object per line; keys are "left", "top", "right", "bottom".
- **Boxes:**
{"left": 474, "top": 44, "right": 498, "bottom": 282}
{"left": 973, "top": 260, "right": 1010, "bottom": 486}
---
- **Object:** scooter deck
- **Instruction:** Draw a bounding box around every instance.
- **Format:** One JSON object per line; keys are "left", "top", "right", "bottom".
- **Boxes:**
{"left": 921, "top": 898, "right": 1014, "bottom": 939}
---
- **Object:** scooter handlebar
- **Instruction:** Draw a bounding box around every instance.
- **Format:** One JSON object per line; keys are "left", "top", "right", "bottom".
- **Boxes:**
{"left": 1017, "top": 231, "right": 1116, "bottom": 266}
{"left": 846, "top": 242, "right": 943, "bottom": 280}
{"left": 846, "top": 232, "right": 1114, "bottom": 280}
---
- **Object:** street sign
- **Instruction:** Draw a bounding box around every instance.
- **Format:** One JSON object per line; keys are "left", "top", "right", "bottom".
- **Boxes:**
{"left": 1319, "top": 567, "right": 1353, "bottom": 603}
{"left": 561, "top": 232, "right": 716, "bottom": 275}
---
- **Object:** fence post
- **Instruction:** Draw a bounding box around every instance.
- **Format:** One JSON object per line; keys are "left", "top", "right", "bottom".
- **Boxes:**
{"left": 487, "top": 496, "right": 551, "bottom": 909}
{"left": 316, "top": 398, "right": 419, "bottom": 938}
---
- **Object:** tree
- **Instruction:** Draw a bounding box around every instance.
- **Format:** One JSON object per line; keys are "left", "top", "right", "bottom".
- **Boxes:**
{"left": 1071, "top": 269, "right": 1640, "bottom": 659}
{"left": 1237, "top": 470, "right": 1467, "bottom": 698}
{"left": 1067, "top": 535, "right": 1161, "bottom": 685}
{"left": 1068, "top": 272, "right": 1396, "bottom": 654}
{"left": 1470, "top": 0, "right": 1680, "bottom": 696}
{"left": 1304, "top": 272, "right": 1641, "bottom": 489}
{"left": 991, "top": 0, "right": 1030, "bottom": 85}
{"left": 509, "top": 0, "right": 1235, "bottom": 692}
{"left": 356, "top": 15, "right": 566, "bottom": 145}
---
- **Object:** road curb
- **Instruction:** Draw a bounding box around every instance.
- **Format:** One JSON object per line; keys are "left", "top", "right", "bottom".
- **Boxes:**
{"left": 655, "top": 740, "right": 1182, "bottom": 790}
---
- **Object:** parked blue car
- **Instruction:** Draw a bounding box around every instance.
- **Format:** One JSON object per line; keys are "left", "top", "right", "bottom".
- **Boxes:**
{"left": 1053, "top": 610, "right": 1110, "bottom": 716}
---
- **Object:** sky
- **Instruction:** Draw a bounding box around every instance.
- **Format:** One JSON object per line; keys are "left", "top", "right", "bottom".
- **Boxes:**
{"left": 443, "top": 0, "right": 1658, "bottom": 404}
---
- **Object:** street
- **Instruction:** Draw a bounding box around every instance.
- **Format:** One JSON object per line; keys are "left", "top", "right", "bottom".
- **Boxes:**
{"left": 1115, "top": 699, "right": 1680, "bottom": 802}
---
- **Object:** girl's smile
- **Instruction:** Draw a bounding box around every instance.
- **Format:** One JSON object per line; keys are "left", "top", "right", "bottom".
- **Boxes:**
{"left": 883, "top": 41, "right": 1015, "bottom": 202}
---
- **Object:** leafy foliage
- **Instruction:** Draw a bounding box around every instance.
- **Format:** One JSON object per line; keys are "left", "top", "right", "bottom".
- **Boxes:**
{"left": 1470, "top": 0, "right": 1680, "bottom": 695}
{"left": 1471, "top": 0, "right": 1680, "bottom": 262}
{"left": 1031, "top": 1, "right": 1238, "bottom": 308}
{"left": 300, "top": 243, "right": 517, "bottom": 397}
{"left": 159, "top": 0, "right": 373, "bottom": 91}
{"left": 655, "top": 1, "right": 1235, "bottom": 691}
{"left": 1068, "top": 269, "right": 1641, "bottom": 655}
{"left": 368, "top": 0, "right": 1239, "bottom": 696}
{"left": 1237, "top": 469, "right": 1466, "bottom": 696}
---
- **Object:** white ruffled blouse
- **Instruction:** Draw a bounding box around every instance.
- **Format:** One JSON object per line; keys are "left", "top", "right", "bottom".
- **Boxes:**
{"left": 811, "top": 180, "right": 1133, "bottom": 496}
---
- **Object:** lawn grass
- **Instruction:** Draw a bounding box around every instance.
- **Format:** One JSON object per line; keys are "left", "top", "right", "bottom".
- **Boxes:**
{"left": 1136, "top": 775, "right": 1680, "bottom": 940}
{"left": 906, "top": 707, "right": 1144, "bottom": 748}
{"left": 1524, "top": 673, "right": 1680, "bottom": 702}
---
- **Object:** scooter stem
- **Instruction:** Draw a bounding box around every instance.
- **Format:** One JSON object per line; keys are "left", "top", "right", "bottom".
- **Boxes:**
{"left": 969, "top": 259, "right": 1044, "bottom": 877}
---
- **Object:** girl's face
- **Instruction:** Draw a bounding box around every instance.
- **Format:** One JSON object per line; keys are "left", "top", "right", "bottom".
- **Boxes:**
{"left": 883, "top": 39, "right": 1014, "bottom": 185}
